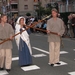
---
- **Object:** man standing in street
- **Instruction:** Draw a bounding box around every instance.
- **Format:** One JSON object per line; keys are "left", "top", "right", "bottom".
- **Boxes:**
{"left": 47, "top": 8, "right": 65, "bottom": 66}
{"left": 0, "top": 14, "right": 14, "bottom": 72}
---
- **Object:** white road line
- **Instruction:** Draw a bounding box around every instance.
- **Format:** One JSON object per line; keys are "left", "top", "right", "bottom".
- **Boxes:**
{"left": 21, "top": 65, "right": 40, "bottom": 71}
{"left": 32, "top": 47, "right": 49, "bottom": 54}
{"left": 73, "top": 49, "right": 75, "bottom": 51}
{"left": 48, "top": 61, "right": 68, "bottom": 67}
{"left": 12, "top": 54, "right": 46, "bottom": 61}
{"left": 0, "top": 70, "right": 9, "bottom": 75}
{"left": 60, "top": 51, "right": 68, "bottom": 54}
{"left": 12, "top": 47, "right": 68, "bottom": 61}
{"left": 12, "top": 57, "right": 19, "bottom": 61}
{"left": 32, "top": 47, "right": 68, "bottom": 55}
{"left": 35, "top": 34, "right": 42, "bottom": 36}
{"left": 35, "top": 34, "right": 47, "bottom": 37}
{"left": 68, "top": 71, "right": 75, "bottom": 75}
{"left": 33, "top": 54, "right": 46, "bottom": 58}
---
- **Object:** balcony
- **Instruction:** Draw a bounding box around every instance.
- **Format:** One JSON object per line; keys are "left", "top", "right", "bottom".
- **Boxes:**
{"left": 11, "top": 8, "right": 18, "bottom": 12}
{"left": 10, "top": 0, "right": 18, "bottom": 4}
{"left": 7, "top": 7, "right": 18, "bottom": 13}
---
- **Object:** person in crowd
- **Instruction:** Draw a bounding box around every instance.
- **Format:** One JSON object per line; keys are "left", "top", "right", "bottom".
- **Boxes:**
{"left": 0, "top": 14, "right": 14, "bottom": 72}
{"left": 40, "top": 20, "right": 47, "bottom": 34}
{"left": 15, "top": 16, "right": 32, "bottom": 67}
{"left": 67, "top": 14, "right": 74, "bottom": 38}
{"left": 47, "top": 8, "right": 65, "bottom": 66}
{"left": 71, "top": 14, "right": 75, "bottom": 38}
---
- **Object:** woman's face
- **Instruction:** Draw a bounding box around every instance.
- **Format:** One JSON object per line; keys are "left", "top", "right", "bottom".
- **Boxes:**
{"left": 19, "top": 18, "right": 24, "bottom": 25}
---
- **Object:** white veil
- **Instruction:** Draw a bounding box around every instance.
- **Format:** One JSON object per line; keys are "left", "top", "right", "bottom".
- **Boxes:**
{"left": 15, "top": 16, "right": 32, "bottom": 55}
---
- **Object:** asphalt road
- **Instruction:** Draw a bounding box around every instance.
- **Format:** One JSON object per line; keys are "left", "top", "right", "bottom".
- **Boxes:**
{"left": 0, "top": 33, "right": 75, "bottom": 75}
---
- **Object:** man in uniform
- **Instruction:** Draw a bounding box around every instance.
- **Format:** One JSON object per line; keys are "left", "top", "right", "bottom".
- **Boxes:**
{"left": 47, "top": 8, "right": 65, "bottom": 66}
{"left": 0, "top": 14, "right": 14, "bottom": 71}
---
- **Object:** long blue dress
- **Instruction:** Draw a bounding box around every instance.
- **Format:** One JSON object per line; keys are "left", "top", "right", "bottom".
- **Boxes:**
{"left": 19, "top": 29, "right": 32, "bottom": 66}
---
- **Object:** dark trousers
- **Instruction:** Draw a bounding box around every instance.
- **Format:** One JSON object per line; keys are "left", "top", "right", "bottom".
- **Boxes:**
{"left": 72, "top": 26, "right": 75, "bottom": 37}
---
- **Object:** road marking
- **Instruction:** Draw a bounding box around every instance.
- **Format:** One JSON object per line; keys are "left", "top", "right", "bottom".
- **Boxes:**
{"left": 68, "top": 71, "right": 75, "bottom": 75}
{"left": 12, "top": 47, "right": 68, "bottom": 61}
{"left": 0, "top": 70, "right": 9, "bottom": 75}
{"left": 48, "top": 61, "right": 68, "bottom": 67}
{"left": 32, "top": 47, "right": 68, "bottom": 55}
{"left": 35, "top": 34, "right": 42, "bottom": 36}
{"left": 35, "top": 34, "right": 47, "bottom": 37}
{"left": 12, "top": 54, "right": 46, "bottom": 61}
{"left": 21, "top": 65, "right": 40, "bottom": 71}
{"left": 60, "top": 51, "right": 68, "bottom": 54}
{"left": 32, "top": 47, "right": 49, "bottom": 54}
{"left": 33, "top": 54, "right": 47, "bottom": 58}
{"left": 73, "top": 49, "right": 75, "bottom": 51}
{"left": 12, "top": 57, "right": 19, "bottom": 61}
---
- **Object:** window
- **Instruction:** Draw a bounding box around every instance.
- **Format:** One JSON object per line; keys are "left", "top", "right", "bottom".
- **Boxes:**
{"left": 24, "top": 5, "right": 28, "bottom": 9}
{"left": 34, "top": 5, "right": 38, "bottom": 9}
{"left": 11, "top": 4, "right": 18, "bottom": 9}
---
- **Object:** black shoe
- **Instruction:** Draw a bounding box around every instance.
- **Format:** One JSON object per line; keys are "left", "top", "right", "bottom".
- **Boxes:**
{"left": 0, "top": 68, "right": 4, "bottom": 70}
{"left": 6, "top": 69, "right": 11, "bottom": 72}
{"left": 50, "top": 64, "right": 54, "bottom": 66}
{"left": 55, "top": 62, "right": 61, "bottom": 65}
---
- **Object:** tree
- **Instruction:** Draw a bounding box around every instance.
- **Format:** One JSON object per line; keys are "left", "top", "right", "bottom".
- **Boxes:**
{"left": 35, "top": 1, "right": 45, "bottom": 19}
{"left": 45, "top": 8, "right": 51, "bottom": 15}
{"left": 54, "top": 2, "right": 59, "bottom": 11}
{"left": 45, "top": 2, "right": 59, "bottom": 15}
{"left": 35, "top": 1, "right": 59, "bottom": 19}
{"left": 26, "top": 12, "right": 31, "bottom": 17}
{"left": 45, "top": 3, "right": 52, "bottom": 15}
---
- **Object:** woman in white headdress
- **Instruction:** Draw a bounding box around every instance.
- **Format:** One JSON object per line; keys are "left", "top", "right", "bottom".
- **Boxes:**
{"left": 15, "top": 17, "right": 32, "bottom": 66}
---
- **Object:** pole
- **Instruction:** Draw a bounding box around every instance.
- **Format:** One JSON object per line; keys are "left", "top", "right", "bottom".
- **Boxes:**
{"left": 66, "top": 0, "right": 69, "bottom": 12}
{"left": 38, "top": 0, "right": 41, "bottom": 19}
{"left": 0, "top": 23, "right": 36, "bottom": 45}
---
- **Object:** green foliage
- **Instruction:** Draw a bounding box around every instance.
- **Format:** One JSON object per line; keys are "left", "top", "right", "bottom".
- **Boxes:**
{"left": 45, "top": 8, "right": 51, "bottom": 15}
{"left": 35, "top": 2, "right": 59, "bottom": 19}
{"left": 35, "top": 6, "right": 45, "bottom": 15}
{"left": 44, "top": 2, "right": 59, "bottom": 15}
{"left": 26, "top": 12, "right": 31, "bottom": 16}
{"left": 44, "top": 3, "right": 52, "bottom": 15}
{"left": 35, "top": 2, "right": 45, "bottom": 19}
